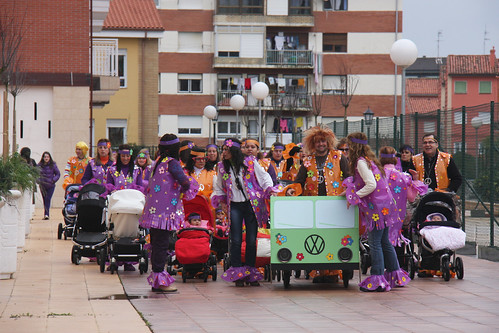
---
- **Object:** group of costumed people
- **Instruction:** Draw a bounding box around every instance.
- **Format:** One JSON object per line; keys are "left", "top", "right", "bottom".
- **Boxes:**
{"left": 61, "top": 124, "right": 461, "bottom": 293}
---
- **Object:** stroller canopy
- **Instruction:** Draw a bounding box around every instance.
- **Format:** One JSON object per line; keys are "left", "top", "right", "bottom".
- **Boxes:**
{"left": 108, "top": 189, "right": 145, "bottom": 215}
{"left": 183, "top": 195, "right": 214, "bottom": 227}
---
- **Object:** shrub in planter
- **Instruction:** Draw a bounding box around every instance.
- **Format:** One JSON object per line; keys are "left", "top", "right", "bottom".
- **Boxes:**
{"left": 0, "top": 154, "right": 39, "bottom": 198}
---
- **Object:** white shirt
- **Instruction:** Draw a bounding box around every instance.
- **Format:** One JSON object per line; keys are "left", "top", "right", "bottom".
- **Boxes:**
{"left": 356, "top": 159, "right": 376, "bottom": 198}
{"left": 213, "top": 161, "right": 273, "bottom": 203}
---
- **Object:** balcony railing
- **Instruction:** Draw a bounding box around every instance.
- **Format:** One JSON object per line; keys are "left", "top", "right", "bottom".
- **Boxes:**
{"left": 93, "top": 38, "right": 118, "bottom": 77}
{"left": 216, "top": 91, "right": 312, "bottom": 109}
{"left": 266, "top": 50, "right": 313, "bottom": 67}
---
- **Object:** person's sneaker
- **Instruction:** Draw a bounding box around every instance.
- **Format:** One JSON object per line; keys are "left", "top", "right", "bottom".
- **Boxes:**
{"left": 152, "top": 285, "right": 177, "bottom": 293}
{"left": 43, "top": 215, "right": 49, "bottom": 220}
{"left": 124, "top": 263, "right": 136, "bottom": 271}
{"left": 235, "top": 280, "right": 245, "bottom": 287}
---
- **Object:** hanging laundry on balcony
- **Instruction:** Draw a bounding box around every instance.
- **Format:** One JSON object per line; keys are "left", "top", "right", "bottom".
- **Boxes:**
{"left": 245, "top": 78, "right": 251, "bottom": 90}
{"left": 277, "top": 78, "right": 286, "bottom": 88}
{"left": 280, "top": 119, "right": 289, "bottom": 133}
{"left": 250, "top": 77, "right": 258, "bottom": 87}
{"left": 298, "top": 78, "right": 305, "bottom": 87}
{"left": 268, "top": 77, "right": 275, "bottom": 85}
{"left": 237, "top": 79, "right": 244, "bottom": 91}
{"left": 274, "top": 36, "right": 285, "bottom": 50}
{"left": 296, "top": 117, "right": 304, "bottom": 128}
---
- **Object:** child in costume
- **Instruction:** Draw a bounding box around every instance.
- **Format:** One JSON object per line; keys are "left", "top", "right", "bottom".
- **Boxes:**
{"left": 343, "top": 132, "right": 410, "bottom": 292}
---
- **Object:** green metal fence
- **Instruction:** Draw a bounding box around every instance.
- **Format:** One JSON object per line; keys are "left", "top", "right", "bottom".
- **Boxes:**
{"left": 326, "top": 102, "right": 499, "bottom": 247}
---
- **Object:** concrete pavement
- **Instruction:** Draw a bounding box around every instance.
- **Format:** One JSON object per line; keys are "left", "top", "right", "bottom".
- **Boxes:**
{"left": 1, "top": 209, "right": 499, "bottom": 332}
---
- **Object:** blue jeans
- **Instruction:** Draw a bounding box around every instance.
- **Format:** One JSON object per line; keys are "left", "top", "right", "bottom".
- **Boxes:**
{"left": 230, "top": 201, "right": 258, "bottom": 267}
{"left": 368, "top": 227, "right": 400, "bottom": 275}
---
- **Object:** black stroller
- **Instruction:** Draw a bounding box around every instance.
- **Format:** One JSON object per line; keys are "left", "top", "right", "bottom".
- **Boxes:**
{"left": 411, "top": 191, "right": 465, "bottom": 281}
{"left": 71, "top": 183, "right": 108, "bottom": 265}
{"left": 58, "top": 184, "right": 80, "bottom": 240}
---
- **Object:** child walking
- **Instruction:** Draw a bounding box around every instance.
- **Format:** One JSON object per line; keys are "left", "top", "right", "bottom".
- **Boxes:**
{"left": 343, "top": 132, "right": 410, "bottom": 292}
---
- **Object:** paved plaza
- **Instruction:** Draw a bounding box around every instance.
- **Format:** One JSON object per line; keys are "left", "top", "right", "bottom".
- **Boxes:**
{"left": 1, "top": 209, "right": 499, "bottom": 332}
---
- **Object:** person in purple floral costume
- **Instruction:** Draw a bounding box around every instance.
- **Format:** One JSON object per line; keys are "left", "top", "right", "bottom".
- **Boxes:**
{"left": 342, "top": 132, "right": 410, "bottom": 292}
{"left": 81, "top": 138, "right": 114, "bottom": 186}
{"left": 106, "top": 144, "right": 144, "bottom": 194}
{"left": 379, "top": 146, "right": 428, "bottom": 247}
{"left": 135, "top": 148, "right": 153, "bottom": 189}
{"left": 212, "top": 138, "right": 277, "bottom": 287}
{"left": 139, "top": 134, "right": 199, "bottom": 292}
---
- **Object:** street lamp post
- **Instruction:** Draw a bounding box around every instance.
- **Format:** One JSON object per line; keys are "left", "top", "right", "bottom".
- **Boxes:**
{"left": 390, "top": 39, "right": 418, "bottom": 143}
{"left": 230, "top": 94, "right": 245, "bottom": 139}
{"left": 363, "top": 107, "right": 374, "bottom": 144}
{"left": 203, "top": 105, "right": 218, "bottom": 144}
{"left": 251, "top": 82, "right": 269, "bottom": 149}
{"left": 471, "top": 116, "right": 483, "bottom": 179}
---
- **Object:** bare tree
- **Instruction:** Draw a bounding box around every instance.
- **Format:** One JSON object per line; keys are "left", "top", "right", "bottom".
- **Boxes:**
{"left": 8, "top": 57, "right": 26, "bottom": 154}
{"left": 337, "top": 61, "right": 359, "bottom": 134}
{"left": 0, "top": 3, "right": 27, "bottom": 158}
{"left": 311, "top": 86, "right": 324, "bottom": 126}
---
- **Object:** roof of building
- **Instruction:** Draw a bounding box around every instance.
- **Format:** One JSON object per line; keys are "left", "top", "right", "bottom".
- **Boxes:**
{"left": 407, "top": 96, "right": 441, "bottom": 114}
{"left": 406, "top": 78, "right": 440, "bottom": 96}
{"left": 103, "top": 0, "right": 163, "bottom": 31}
{"left": 447, "top": 54, "right": 497, "bottom": 75}
{"left": 406, "top": 57, "right": 446, "bottom": 77}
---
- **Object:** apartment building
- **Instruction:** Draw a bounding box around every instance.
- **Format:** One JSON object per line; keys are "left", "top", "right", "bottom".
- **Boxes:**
{"left": 157, "top": 0, "right": 403, "bottom": 147}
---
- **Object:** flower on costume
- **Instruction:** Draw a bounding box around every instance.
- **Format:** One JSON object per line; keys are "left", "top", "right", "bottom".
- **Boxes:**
{"left": 326, "top": 162, "right": 334, "bottom": 169}
{"left": 303, "top": 160, "right": 311, "bottom": 167}
{"left": 280, "top": 236, "right": 287, "bottom": 243}
{"left": 114, "top": 171, "right": 119, "bottom": 177}
{"left": 394, "top": 186, "right": 401, "bottom": 193}
{"left": 307, "top": 170, "right": 314, "bottom": 178}
{"left": 278, "top": 172, "right": 283, "bottom": 178}
{"left": 333, "top": 154, "right": 338, "bottom": 159}
{"left": 372, "top": 214, "right": 380, "bottom": 222}
{"left": 171, "top": 198, "right": 178, "bottom": 205}
{"left": 326, "top": 253, "right": 334, "bottom": 261}
{"left": 332, "top": 181, "right": 339, "bottom": 188}
{"left": 390, "top": 173, "right": 397, "bottom": 180}
{"left": 329, "top": 170, "right": 334, "bottom": 176}
{"left": 158, "top": 167, "right": 165, "bottom": 174}
{"left": 225, "top": 140, "right": 234, "bottom": 147}
{"left": 222, "top": 173, "right": 229, "bottom": 180}
{"left": 296, "top": 253, "right": 304, "bottom": 261}
{"left": 247, "top": 182, "right": 253, "bottom": 189}
{"left": 149, "top": 207, "right": 156, "bottom": 214}
{"left": 246, "top": 174, "right": 251, "bottom": 179}
{"left": 367, "top": 283, "right": 373, "bottom": 289}
{"left": 154, "top": 185, "right": 161, "bottom": 192}
{"left": 368, "top": 203, "right": 374, "bottom": 210}
{"left": 375, "top": 174, "right": 381, "bottom": 181}
{"left": 252, "top": 199, "right": 258, "bottom": 206}
{"left": 381, "top": 208, "right": 389, "bottom": 216}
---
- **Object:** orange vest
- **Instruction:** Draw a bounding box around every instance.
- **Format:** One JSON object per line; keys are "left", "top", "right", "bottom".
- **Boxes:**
{"left": 190, "top": 169, "right": 216, "bottom": 200}
{"left": 270, "top": 159, "right": 286, "bottom": 179}
{"left": 282, "top": 157, "right": 301, "bottom": 181}
{"left": 258, "top": 158, "right": 271, "bottom": 171}
{"left": 303, "top": 150, "right": 343, "bottom": 196}
{"left": 413, "top": 151, "right": 451, "bottom": 190}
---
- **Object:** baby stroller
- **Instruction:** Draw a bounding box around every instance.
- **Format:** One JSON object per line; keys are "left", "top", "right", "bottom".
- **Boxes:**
{"left": 411, "top": 191, "right": 465, "bottom": 281}
{"left": 167, "top": 195, "right": 217, "bottom": 282}
{"left": 211, "top": 209, "right": 229, "bottom": 261}
{"left": 103, "top": 189, "right": 149, "bottom": 274}
{"left": 58, "top": 184, "right": 80, "bottom": 240}
{"left": 71, "top": 183, "right": 107, "bottom": 265}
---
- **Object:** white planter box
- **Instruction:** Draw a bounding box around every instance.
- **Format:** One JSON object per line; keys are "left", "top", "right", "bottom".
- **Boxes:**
{"left": 0, "top": 192, "right": 21, "bottom": 279}
{"left": 19, "top": 190, "right": 32, "bottom": 236}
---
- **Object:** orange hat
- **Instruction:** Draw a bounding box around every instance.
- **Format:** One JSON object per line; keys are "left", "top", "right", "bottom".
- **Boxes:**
{"left": 282, "top": 143, "right": 299, "bottom": 160}
{"left": 277, "top": 183, "right": 302, "bottom": 197}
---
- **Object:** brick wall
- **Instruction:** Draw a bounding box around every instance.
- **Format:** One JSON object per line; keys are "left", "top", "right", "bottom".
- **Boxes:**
{"left": 7, "top": 0, "right": 89, "bottom": 75}
{"left": 140, "top": 39, "right": 160, "bottom": 145}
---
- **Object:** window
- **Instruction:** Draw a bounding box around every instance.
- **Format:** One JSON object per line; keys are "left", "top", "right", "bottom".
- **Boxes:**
{"left": 324, "top": 0, "right": 347, "bottom": 10}
{"left": 454, "top": 81, "right": 467, "bottom": 94}
{"left": 217, "top": 121, "right": 241, "bottom": 135}
{"left": 423, "top": 121, "right": 435, "bottom": 133}
{"left": 218, "top": 75, "right": 241, "bottom": 91}
{"left": 453, "top": 142, "right": 467, "bottom": 154}
{"left": 479, "top": 81, "right": 492, "bottom": 94}
{"left": 107, "top": 119, "right": 127, "bottom": 146}
{"left": 217, "top": 0, "right": 263, "bottom": 14}
{"left": 322, "top": 75, "right": 346, "bottom": 94}
{"left": 454, "top": 112, "right": 467, "bottom": 125}
{"left": 218, "top": 51, "right": 240, "bottom": 57}
{"left": 178, "top": 74, "right": 202, "bottom": 93}
{"left": 248, "top": 119, "right": 257, "bottom": 134}
{"left": 118, "top": 49, "right": 127, "bottom": 88}
{"left": 178, "top": 116, "right": 202, "bottom": 135}
{"left": 178, "top": 32, "right": 203, "bottom": 53}
{"left": 289, "top": 0, "right": 311, "bottom": 15}
{"left": 323, "top": 33, "right": 347, "bottom": 52}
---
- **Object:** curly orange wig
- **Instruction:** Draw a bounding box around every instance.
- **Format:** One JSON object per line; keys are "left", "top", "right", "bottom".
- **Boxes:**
{"left": 303, "top": 125, "right": 337, "bottom": 155}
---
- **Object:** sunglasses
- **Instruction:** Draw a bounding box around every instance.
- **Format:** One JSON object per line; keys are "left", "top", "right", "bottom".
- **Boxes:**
{"left": 193, "top": 157, "right": 207, "bottom": 161}
{"left": 423, "top": 141, "right": 437, "bottom": 145}
{"left": 338, "top": 148, "right": 349, "bottom": 152}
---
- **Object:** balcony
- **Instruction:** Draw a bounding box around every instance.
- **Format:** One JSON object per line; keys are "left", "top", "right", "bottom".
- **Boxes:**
{"left": 216, "top": 91, "right": 312, "bottom": 111}
{"left": 92, "top": 38, "right": 120, "bottom": 108}
{"left": 266, "top": 50, "right": 313, "bottom": 68}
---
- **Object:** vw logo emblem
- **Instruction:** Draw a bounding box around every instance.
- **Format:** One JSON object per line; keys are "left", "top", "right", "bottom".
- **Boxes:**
{"left": 304, "top": 234, "right": 325, "bottom": 255}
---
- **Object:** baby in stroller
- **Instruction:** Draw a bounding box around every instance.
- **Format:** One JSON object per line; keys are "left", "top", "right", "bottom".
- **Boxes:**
{"left": 171, "top": 212, "right": 217, "bottom": 282}
{"left": 413, "top": 192, "right": 465, "bottom": 281}
{"left": 211, "top": 207, "right": 229, "bottom": 261}
{"left": 58, "top": 183, "right": 80, "bottom": 240}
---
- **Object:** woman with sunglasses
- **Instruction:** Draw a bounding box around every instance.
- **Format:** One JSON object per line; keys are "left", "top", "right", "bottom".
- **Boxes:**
{"left": 184, "top": 146, "right": 216, "bottom": 203}
{"left": 212, "top": 138, "right": 277, "bottom": 287}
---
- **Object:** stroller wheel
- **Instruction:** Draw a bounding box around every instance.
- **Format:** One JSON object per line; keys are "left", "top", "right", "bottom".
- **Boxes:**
{"left": 99, "top": 248, "right": 107, "bottom": 273}
{"left": 361, "top": 253, "right": 370, "bottom": 275}
{"left": 441, "top": 256, "right": 451, "bottom": 281}
{"left": 57, "top": 223, "right": 63, "bottom": 240}
{"left": 71, "top": 246, "right": 80, "bottom": 265}
{"left": 342, "top": 270, "right": 353, "bottom": 288}
{"left": 182, "top": 273, "right": 187, "bottom": 283}
{"left": 455, "top": 257, "right": 464, "bottom": 280}
{"left": 407, "top": 258, "right": 416, "bottom": 280}
{"left": 109, "top": 262, "right": 118, "bottom": 274}
{"left": 212, "top": 265, "right": 217, "bottom": 281}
